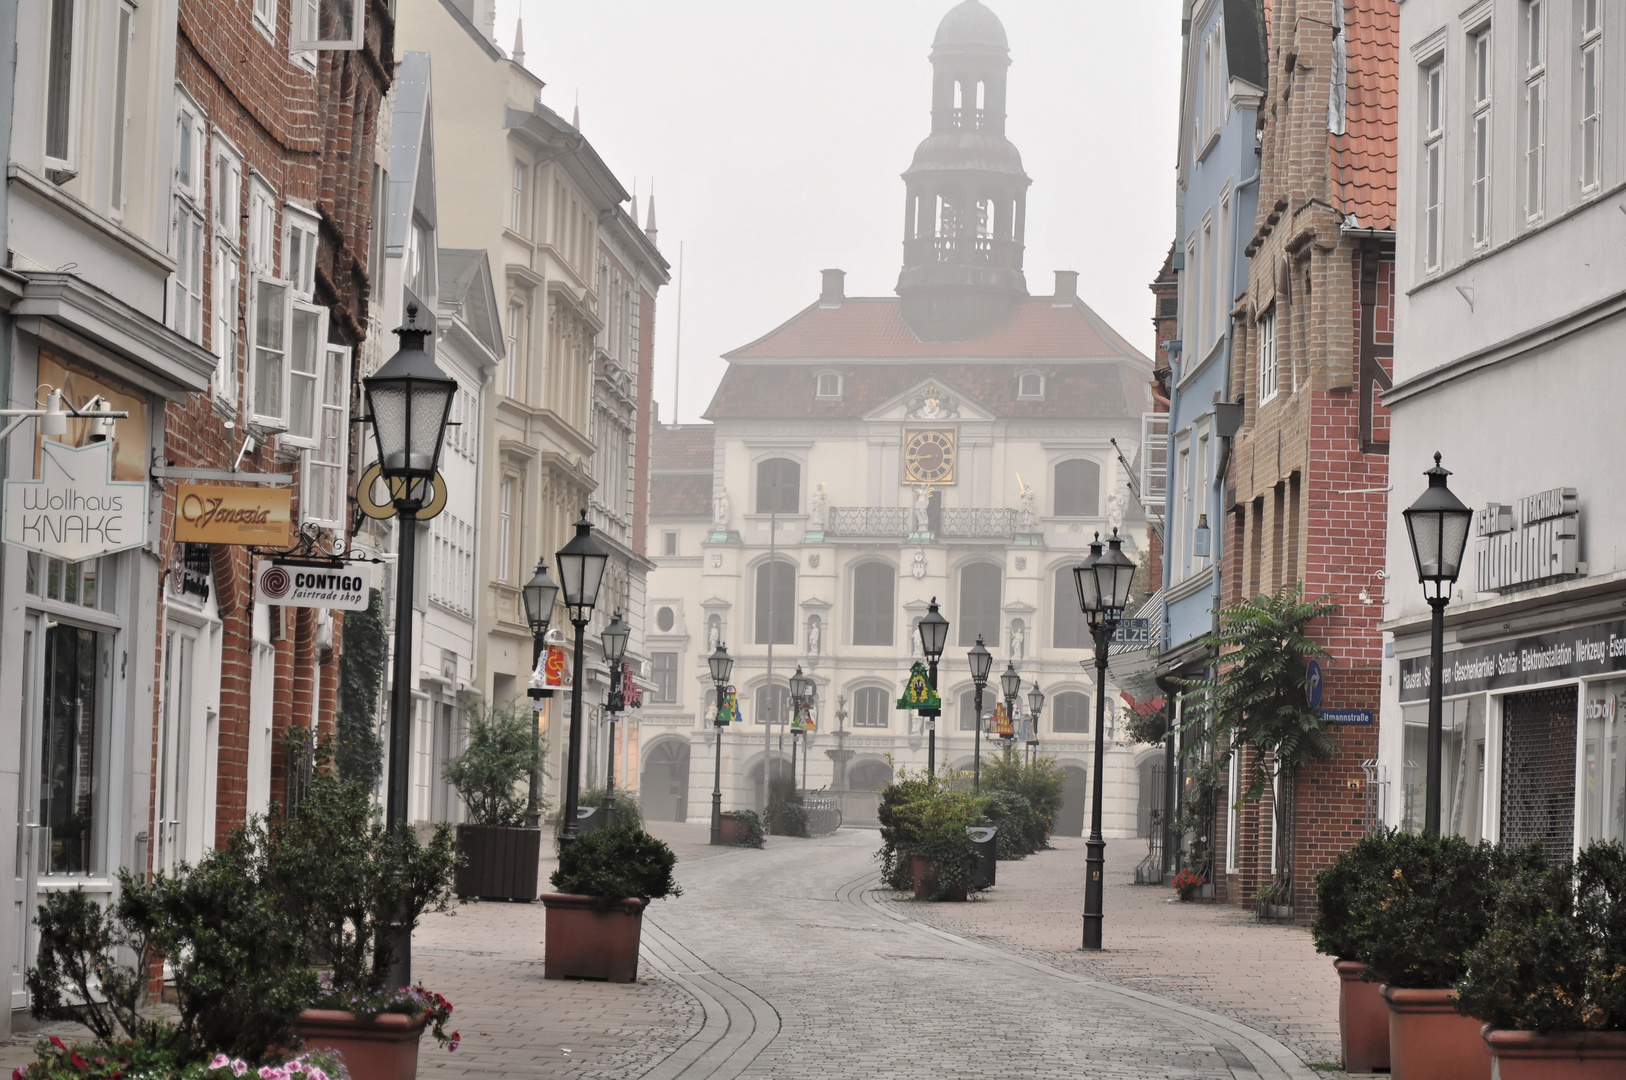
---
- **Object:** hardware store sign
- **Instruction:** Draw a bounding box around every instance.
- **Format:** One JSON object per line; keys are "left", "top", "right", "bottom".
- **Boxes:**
{"left": 1399, "top": 617, "right": 1626, "bottom": 702}
{"left": 4, "top": 442, "right": 146, "bottom": 561}
{"left": 255, "top": 559, "right": 373, "bottom": 610}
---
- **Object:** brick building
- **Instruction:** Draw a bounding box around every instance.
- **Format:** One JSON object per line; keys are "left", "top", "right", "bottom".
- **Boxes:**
{"left": 1214, "top": 0, "right": 1397, "bottom": 916}
{"left": 153, "top": 0, "right": 392, "bottom": 868}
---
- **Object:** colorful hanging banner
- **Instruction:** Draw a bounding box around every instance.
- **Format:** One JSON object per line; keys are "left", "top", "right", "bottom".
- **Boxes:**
{"left": 791, "top": 700, "right": 815, "bottom": 733}
{"left": 715, "top": 685, "right": 741, "bottom": 725}
{"left": 621, "top": 662, "right": 643, "bottom": 709}
{"left": 895, "top": 660, "right": 942, "bottom": 711}
{"left": 989, "top": 702, "right": 1015, "bottom": 738}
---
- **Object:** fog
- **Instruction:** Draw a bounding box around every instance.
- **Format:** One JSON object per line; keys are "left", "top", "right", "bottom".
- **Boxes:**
{"left": 496, "top": 1, "right": 1181, "bottom": 422}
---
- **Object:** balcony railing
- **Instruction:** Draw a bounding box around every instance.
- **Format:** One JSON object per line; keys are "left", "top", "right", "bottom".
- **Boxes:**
{"left": 826, "top": 507, "right": 912, "bottom": 537}
{"left": 823, "top": 506, "right": 1021, "bottom": 539}
{"left": 940, "top": 508, "right": 1018, "bottom": 537}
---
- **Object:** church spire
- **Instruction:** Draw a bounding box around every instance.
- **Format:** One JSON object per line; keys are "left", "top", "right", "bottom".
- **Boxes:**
{"left": 645, "top": 184, "right": 658, "bottom": 245}
{"left": 896, "top": 1, "right": 1031, "bottom": 342}
{"left": 512, "top": 17, "right": 525, "bottom": 66}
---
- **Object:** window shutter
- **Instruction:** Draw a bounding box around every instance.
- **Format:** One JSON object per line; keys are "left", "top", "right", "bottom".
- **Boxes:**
{"left": 302, "top": 343, "right": 350, "bottom": 529}
{"left": 248, "top": 275, "right": 292, "bottom": 429}
{"left": 284, "top": 302, "right": 326, "bottom": 447}
{"left": 1140, "top": 412, "right": 1170, "bottom": 520}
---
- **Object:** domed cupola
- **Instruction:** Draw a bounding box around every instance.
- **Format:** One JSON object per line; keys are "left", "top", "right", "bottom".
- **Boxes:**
{"left": 897, "top": 1, "right": 1031, "bottom": 342}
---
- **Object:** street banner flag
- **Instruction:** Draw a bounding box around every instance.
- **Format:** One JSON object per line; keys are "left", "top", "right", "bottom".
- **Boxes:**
{"left": 989, "top": 702, "right": 1015, "bottom": 737}
{"left": 716, "top": 686, "right": 741, "bottom": 725}
{"left": 895, "top": 661, "right": 942, "bottom": 711}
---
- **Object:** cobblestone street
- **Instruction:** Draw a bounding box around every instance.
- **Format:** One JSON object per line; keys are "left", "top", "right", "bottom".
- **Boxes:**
{"left": 407, "top": 824, "right": 1336, "bottom": 1079}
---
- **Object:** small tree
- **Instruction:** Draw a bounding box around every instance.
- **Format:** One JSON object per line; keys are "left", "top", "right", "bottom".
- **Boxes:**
{"left": 1178, "top": 583, "right": 1339, "bottom": 903}
{"left": 442, "top": 698, "right": 540, "bottom": 827}
{"left": 335, "top": 589, "right": 388, "bottom": 791}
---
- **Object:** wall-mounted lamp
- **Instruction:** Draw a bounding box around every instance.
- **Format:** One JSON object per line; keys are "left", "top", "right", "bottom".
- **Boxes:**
{"left": 1192, "top": 514, "right": 1211, "bottom": 558}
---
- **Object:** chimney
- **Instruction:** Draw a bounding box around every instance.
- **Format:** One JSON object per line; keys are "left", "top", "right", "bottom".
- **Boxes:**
{"left": 1053, "top": 270, "right": 1079, "bottom": 304}
{"left": 820, "top": 269, "right": 845, "bottom": 305}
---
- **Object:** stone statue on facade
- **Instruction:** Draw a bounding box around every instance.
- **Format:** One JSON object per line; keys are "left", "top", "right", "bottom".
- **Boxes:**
{"left": 807, "top": 615, "right": 822, "bottom": 656}
{"left": 707, "top": 615, "right": 722, "bottom": 652}
{"left": 913, "top": 485, "right": 933, "bottom": 534}
{"left": 1017, "top": 473, "right": 1037, "bottom": 528}
{"left": 810, "top": 482, "right": 827, "bottom": 529}
{"left": 1010, "top": 620, "right": 1026, "bottom": 662}
{"left": 713, "top": 488, "right": 731, "bottom": 531}
{"left": 1107, "top": 487, "right": 1127, "bottom": 534}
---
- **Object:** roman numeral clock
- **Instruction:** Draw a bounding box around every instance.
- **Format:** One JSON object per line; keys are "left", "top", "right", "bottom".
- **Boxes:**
{"left": 904, "top": 428, "right": 956, "bottom": 485}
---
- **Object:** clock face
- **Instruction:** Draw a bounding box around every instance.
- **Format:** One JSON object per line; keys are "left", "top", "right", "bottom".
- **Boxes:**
{"left": 904, "top": 429, "right": 956, "bottom": 484}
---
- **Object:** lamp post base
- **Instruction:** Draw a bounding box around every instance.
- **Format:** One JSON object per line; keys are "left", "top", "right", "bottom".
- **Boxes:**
{"left": 1082, "top": 836, "right": 1106, "bottom": 950}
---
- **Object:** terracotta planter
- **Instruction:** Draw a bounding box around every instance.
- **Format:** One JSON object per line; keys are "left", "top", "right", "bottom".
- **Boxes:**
{"left": 910, "top": 854, "right": 966, "bottom": 901}
{"left": 1335, "top": 961, "right": 1390, "bottom": 1074}
{"left": 540, "top": 893, "right": 646, "bottom": 982}
{"left": 718, "top": 815, "right": 745, "bottom": 845}
{"left": 296, "top": 1009, "right": 427, "bottom": 1080}
{"left": 1382, "top": 985, "right": 1490, "bottom": 1080}
{"left": 455, "top": 824, "right": 542, "bottom": 901}
{"left": 1482, "top": 1027, "right": 1626, "bottom": 1080}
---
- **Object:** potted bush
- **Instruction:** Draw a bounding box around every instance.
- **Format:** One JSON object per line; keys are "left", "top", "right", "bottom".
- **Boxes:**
{"left": 1456, "top": 840, "right": 1626, "bottom": 1078}
{"left": 980, "top": 753, "right": 1064, "bottom": 854}
{"left": 542, "top": 826, "right": 682, "bottom": 982}
{"left": 1312, "top": 832, "right": 1398, "bottom": 1074}
{"left": 719, "top": 809, "right": 766, "bottom": 847}
{"left": 443, "top": 699, "right": 543, "bottom": 900}
{"left": 883, "top": 774, "right": 986, "bottom": 902}
{"left": 765, "top": 775, "right": 811, "bottom": 837}
{"left": 1342, "top": 832, "right": 1531, "bottom": 1080}
{"left": 876, "top": 770, "right": 935, "bottom": 890}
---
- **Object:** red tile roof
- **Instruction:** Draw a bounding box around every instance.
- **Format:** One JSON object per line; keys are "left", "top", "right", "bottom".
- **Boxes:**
{"left": 724, "top": 296, "right": 1144, "bottom": 361}
{"left": 648, "top": 425, "right": 714, "bottom": 517}
{"left": 649, "top": 424, "right": 714, "bottom": 470}
{"left": 650, "top": 474, "right": 711, "bottom": 517}
{"left": 1334, "top": 1, "right": 1399, "bottom": 231}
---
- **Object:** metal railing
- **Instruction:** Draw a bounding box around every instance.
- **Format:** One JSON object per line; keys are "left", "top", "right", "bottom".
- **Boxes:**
{"left": 940, "top": 507, "right": 1017, "bottom": 537}
{"left": 826, "top": 506, "right": 912, "bottom": 537}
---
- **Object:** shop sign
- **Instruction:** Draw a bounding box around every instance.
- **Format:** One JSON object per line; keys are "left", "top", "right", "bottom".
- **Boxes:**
{"left": 255, "top": 559, "right": 373, "bottom": 610}
{"left": 1475, "top": 487, "right": 1580, "bottom": 593}
{"left": 176, "top": 484, "right": 292, "bottom": 546}
{"left": 1112, "top": 618, "right": 1154, "bottom": 648}
{"left": 1399, "top": 616, "right": 1626, "bottom": 702}
{"left": 168, "top": 542, "right": 213, "bottom": 605}
{"left": 3, "top": 441, "right": 147, "bottom": 561}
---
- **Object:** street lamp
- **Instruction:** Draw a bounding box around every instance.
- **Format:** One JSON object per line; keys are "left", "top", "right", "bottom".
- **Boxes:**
{"left": 1026, "top": 682, "right": 1045, "bottom": 762}
{"left": 918, "top": 598, "right": 950, "bottom": 775}
{"left": 521, "top": 560, "right": 559, "bottom": 828}
{"left": 789, "top": 665, "right": 814, "bottom": 792}
{"left": 601, "top": 609, "right": 631, "bottom": 824}
{"left": 1000, "top": 661, "right": 1021, "bottom": 759}
{"left": 968, "top": 636, "right": 993, "bottom": 791}
{"left": 1073, "top": 529, "right": 1136, "bottom": 951}
{"left": 708, "top": 643, "right": 735, "bottom": 845}
{"left": 1402, "top": 453, "right": 1473, "bottom": 838}
{"left": 364, "top": 302, "right": 458, "bottom": 989}
{"left": 555, "top": 510, "right": 609, "bottom": 844}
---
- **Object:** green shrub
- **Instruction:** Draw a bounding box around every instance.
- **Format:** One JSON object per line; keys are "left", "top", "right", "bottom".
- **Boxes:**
{"left": 335, "top": 588, "right": 388, "bottom": 791}
{"left": 442, "top": 699, "right": 539, "bottom": 827}
{"left": 25, "top": 888, "right": 173, "bottom": 1051}
{"left": 550, "top": 827, "right": 682, "bottom": 907}
{"left": 875, "top": 768, "right": 987, "bottom": 899}
{"left": 980, "top": 753, "right": 1063, "bottom": 853}
{"left": 876, "top": 768, "right": 935, "bottom": 889}
{"left": 763, "top": 776, "right": 809, "bottom": 837}
{"left": 720, "top": 809, "right": 766, "bottom": 848}
{"left": 1312, "top": 831, "right": 1403, "bottom": 959}
{"left": 1455, "top": 840, "right": 1626, "bottom": 1032}
{"left": 577, "top": 786, "right": 644, "bottom": 833}
{"left": 979, "top": 789, "right": 1036, "bottom": 860}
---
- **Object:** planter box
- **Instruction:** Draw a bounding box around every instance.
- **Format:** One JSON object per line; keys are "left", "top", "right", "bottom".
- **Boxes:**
{"left": 718, "top": 815, "right": 747, "bottom": 845}
{"left": 1483, "top": 1027, "right": 1626, "bottom": 1080}
{"left": 910, "top": 854, "right": 966, "bottom": 902}
{"left": 296, "top": 1009, "right": 427, "bottom": 1080}
{"left": 455, "top": 824, "right": 542, "bottom": 901}
{"left": 540, "top": 893, "right": 647, "bottom": 982}
{"left": 1335, "top": 961, "right": 1390, "bottom": 1074}
{"left": 1382, "top": 985, "right": 1489, "bottom": 1080}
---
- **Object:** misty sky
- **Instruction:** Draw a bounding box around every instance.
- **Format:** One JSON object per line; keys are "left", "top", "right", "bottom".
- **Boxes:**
{"left": 494, "top": 1, "right": 1182, "bottom": 424}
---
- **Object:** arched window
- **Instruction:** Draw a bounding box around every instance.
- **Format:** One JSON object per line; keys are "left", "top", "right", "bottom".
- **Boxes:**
{"left": 755, "top": 458, "right": 800, "bottom": 514}
{"left": 754, "top": 561, "right": 795, "bottom": 644}
{"left": 959, "top": 691, "right": 987, "bottom": 731}
{"left": 1018, "top": 372, "right": 1045, "bottom": 399}
{"left": 1053, "top": 691, "right": 1090, "bottom": 733}
{"left": 754, "top": 683, "right": 791, "bottom": 727}
{"left": 816, "top": 372, "right": 842, "bottom": 398}
{"left": 852, "top": 687, "right": 890, "bottom": 728}
{"left": 1055, "top": 459, "right": 1101, "bottom": 516}
{"left": 958, "top": 563, "right": 1002, "bottom": 647}
{"left": 1053, "top": 569, "right": 1091, "bottom": 649}
{"left": 852, "top": 563, "right": 895, "bottom": 645}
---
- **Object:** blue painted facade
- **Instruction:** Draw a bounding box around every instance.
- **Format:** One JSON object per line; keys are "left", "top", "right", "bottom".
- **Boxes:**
{"left": 1159, "top": 0, "right": 1264, "bottom": 673}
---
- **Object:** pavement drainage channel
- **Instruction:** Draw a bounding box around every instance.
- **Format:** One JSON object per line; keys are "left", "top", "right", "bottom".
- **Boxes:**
{"left": 637, "top": 916, "right": 783, "bottom": 1080}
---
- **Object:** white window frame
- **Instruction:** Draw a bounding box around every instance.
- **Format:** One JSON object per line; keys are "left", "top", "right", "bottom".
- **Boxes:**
{"left": 172, "top": 204, "right": 206, "bottom": 345}
{"left": 1257, "top": 307, "right": 1278, "bottom": 404}
{"left": 505, "top": 301, "right": 524, "bottom": 398}
{"left": 815, "top": 371, "right": 843, "bottom": 399}
{"left": 212, "top": 136, "right": 245, "bottom": 402}
{"left": 1140, "top": 412, "right": 1169, "bottom": 521}
{"left": 43, "top": 0, "right": 83, "bottom": 176}
{"left": 1172, "top": 433, "right": 1191, "bottom": 584}
{"left": 284, "top": 205, "right": 320, "bottom": 300}
{"left": 1226, "top": 749, "right": 1241, "bottom": 873}
{"left": 1423, "top": 60, "right": 1446, "bottom": 274}
{"left": 247, "top": 177, "right": 277, "bottom": 276}
{"left": 291, "top": 0, "right": 364, "bottom": 50}
{"left": 1579, "top": 1, "right": 1602, "bottom": 194}
{"left": 248, "top": 273, "right": 293, "bottom": 430}
{"left": 511, "top": 161, "right": 527, "bottom": 235}
{"left": 301, "top": 343, "right": 351, "bottom": 529}
{"left": 1193, "top": 423, "right": 1212, "bottom": 572}
{"left": 1215, "top": 185, "right": 1232, "bottom": 346}
{"left": 1016, "top": 371, "right": 1045, "bottom": 399}
{"left": 282, "top": 301, "right": 327, "bottom": 448}
{"left": 498, "top": 477, "right": 516, "bottom": 584}
{"left": 1181, "top": 233, "right": 1198, "bottom": 362}
{"left": 1471, "top": 28, "right": 1493, "bottom": 248}
{"left": 1200, "top": 210, "right": 1215, "bottom": 356}
{"left": 109, "top": 2, "right": 135, "bottom": 215}
{"left": 253, "top": 0, "right": 277, "bottom": 43}
{"left": 1524, "top": 0, "right": 1547, "bottom": 222}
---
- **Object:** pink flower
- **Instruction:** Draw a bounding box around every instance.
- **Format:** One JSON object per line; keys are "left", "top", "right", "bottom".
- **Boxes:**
{"left": 285, "top": 1064, "right": 304, "bottom": 1075}
{"left": 306, "top": 1072, "right": 328, "bottom": 1080}
{"left": 210, "top": 1055, "right": 230, "bottom": 1070}
{"left": 231, "top": 1061, "right": 248, "bottom": 1078}
{"left": 258, "top": 1068, "right": 288, "bottom": 1080}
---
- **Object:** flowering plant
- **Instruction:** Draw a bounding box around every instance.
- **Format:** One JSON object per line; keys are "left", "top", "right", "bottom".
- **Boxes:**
{"left": 309, "top": 980, "right": 459, "bottom": 1051}
{"left": 11, "top": 1036, "right": 350, "bottom": 1080}
{"left": 201, "top": 1049, "right": 350, "bottom": 1080}
{"left": 1171, "top": 868, "right": 1207, "bottom": 894}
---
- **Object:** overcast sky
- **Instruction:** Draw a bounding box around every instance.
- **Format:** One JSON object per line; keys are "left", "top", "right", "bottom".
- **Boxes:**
{"left": 495, "top": 1, "right": 1182, "bottom": 424}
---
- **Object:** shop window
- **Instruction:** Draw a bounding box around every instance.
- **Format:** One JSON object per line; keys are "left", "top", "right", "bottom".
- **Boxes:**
{"left": 853, "top": 687, "right": 889, "bottom": 728}
{"left": 1052, "top": 691, "right": 1090, "bottom": 733}
{"left": 1400, "top": 697, "right": 1487, "bottom": 840}
{"left": 1583, "top": 679, "right": 1626, "bottom": 846}
{"left": 40, "top": 623, "right": 105, "bottom": 874}
{"left": 27, "top": 554, "right": 106, "bottom": 608}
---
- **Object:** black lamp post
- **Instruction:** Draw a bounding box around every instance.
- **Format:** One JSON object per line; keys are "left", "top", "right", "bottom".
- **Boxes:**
{"left": 363, "top": 302, "right": 458, "bottom": 989}
{"left": 1074, "top": 530, "right": 1137, "bottom": 951}
{"left": 521, "top": 560, "right": 560, "bottom": 828}
{"left": 789, "top": 665, "right": 813, "bottom": 791}
{"left": 918, "top": 598, "right": 950, "bottom": 775}
{"left": 1402, "top": 453, "right": 1473, "bottom": 838}
{"left": 601, "top": 609, "right": 631, "bottom": 823}
{"left": 554, "top": 511, "right": 609, "bottom": 845}
{"left": 708, "top": 643, "right": 734, "bottom": 845}
{"left": 1000, "top": 660, "right": 1021, "bottom": 758}
{"left": 1027, "top": 682, "right": 1046, "bottom": 763}
{"left": 968, "top": 636, "right": 993, "bottom": 791}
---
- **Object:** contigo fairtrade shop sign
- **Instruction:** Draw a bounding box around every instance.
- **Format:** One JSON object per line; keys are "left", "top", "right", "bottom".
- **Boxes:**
{"left": 3, "top": 442, "right": 147, "bottom": 561}
{"left": 175, "top": 484, "right": 292, "bottom": 546}
{"left": 1398, "top": 616, "right": 1626, "bottom": 702}
{"left": 255, "top": 559, "right": 374, "bottom": 610}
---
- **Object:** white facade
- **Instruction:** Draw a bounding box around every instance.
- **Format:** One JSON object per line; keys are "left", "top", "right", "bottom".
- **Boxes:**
{"left": 1381, "top": 0, "right": 1626, "bottom": 853}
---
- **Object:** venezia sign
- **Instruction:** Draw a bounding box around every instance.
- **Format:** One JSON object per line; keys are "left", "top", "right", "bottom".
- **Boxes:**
{"left": 176, "top": 483, "right": 292, "bottom": 546}
{"left": 3, "top": 441, "right": 147, "bottom": 561}
{"left": 254, "top": 558, "right": 373, "bottom": 610}
{"left": 1398, "top": 616, "right": 1626, "bottom": 702}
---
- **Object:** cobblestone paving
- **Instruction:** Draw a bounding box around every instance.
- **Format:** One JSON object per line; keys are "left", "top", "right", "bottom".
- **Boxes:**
{"left": 643, "top": 826, "right": 1318, "bottom": 1080}
{"left": 895, "top": 836, "right": 1344, "bottom": 1068}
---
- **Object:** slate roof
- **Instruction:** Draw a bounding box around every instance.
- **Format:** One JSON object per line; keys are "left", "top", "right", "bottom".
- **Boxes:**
{"left": 1335, "top": 1, "right": 1399, "bottom": 230}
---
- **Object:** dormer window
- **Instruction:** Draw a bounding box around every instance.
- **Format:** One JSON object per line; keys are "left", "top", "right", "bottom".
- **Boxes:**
{"left": 1017, "top": 371, "right": 1045, "bottom": 399}
{"left": 816, "top": 372, "right": 842, "bottom": 399}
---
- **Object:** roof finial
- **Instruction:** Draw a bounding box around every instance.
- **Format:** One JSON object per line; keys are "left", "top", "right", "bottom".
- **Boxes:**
{"left": 572, "top": 91, "right": 580, "bottom": 130}
{"left": 645, "top": 182, "right": 658, "bottom": 243}
{"left": 512, "top": 16, "right": 525, "bottom": 66}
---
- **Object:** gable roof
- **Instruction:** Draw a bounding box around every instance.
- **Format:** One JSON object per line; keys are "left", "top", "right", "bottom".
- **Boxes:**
{"left": 437, "top": 248, "right": 503, "bottom": 359}
{"left": 1335, "top": 0, "right": 1398, "bottom": 231}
